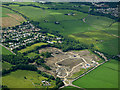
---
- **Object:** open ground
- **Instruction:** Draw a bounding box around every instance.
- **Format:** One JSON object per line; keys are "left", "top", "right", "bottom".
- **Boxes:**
{"left": 38, "top": 47, "right": 102, "bottom": 85}
{"left": 2, "top": 70, "right": 56, "bottom": 88}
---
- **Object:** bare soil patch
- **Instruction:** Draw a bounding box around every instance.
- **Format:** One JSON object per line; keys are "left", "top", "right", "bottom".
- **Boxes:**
{"left": 38, "top": 47, "right": 101, "bottom": 78}
{"left": 1, "top": 14, "right": 25, "bottom": 28}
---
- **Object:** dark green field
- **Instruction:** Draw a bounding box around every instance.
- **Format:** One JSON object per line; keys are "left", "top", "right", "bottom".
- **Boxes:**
{"left": 73, "top": 60, "right": 118, "bottom": 88}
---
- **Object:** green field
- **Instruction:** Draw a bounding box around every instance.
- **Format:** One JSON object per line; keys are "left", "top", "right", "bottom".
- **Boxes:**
{"left": 2, "top": 61, "right": 13, "bottom": 70}
{"left": 95, "top": 38, "right": 119, "bottom": 55}
{"left": 7, "top": 4, "right": 93, "bottom": 35}
{"left": 26, "top": 52, "right": 40, "bottom": 58}
{"left": 2, "top": 70, "right": 56, "bottom": 88}
{"left": 61, "top": 86, "right": 78, "bottom": 89}
{"left": 73, "top": 60, "right": 118, "bottom": 88}
{"left": 18, "top": 43, "right": 47, "bottom": 53}
{"left": 6, "top": 3, "right": 118, "bottom": 56}
{"left": 69, "top": 21, "right": 118, "bottom": 55}
{"left": 1, "top": 7, "right": 16, "bottom": 17}
{"left": 0, "top": 45, "right": 14, "bottom": 55}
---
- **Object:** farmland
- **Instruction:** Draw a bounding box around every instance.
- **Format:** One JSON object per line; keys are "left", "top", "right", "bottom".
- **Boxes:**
{"left": 72, "top": 60, "right": 118, "bottom": 88}
{"left": 1, "top": 2, "right": 119, "bottom": 89}
{"left": 18, "top": 42, "right": 48, "bottom": 53}
{"left": 4, "top": 2, "right": 118, "bottom": 56}
{"left": 2, "top": 70, "right": 56, "bottom": 88}
{"left": 6, "top": 4, "right": 93, "bottom": 35}
{"left": 0, "top": 45, "right": 14, "bottom": 55}
{"left": 0, "top": 7, "right": 26, "bottom": 28}
{"left": 69, "top": 22, "right": 119, "bottom": 55}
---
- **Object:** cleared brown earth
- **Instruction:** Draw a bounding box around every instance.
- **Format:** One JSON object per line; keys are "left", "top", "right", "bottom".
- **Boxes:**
{"left": 38, "top": 47, "right": 101, "bottom": 78}
{"left": 57, "top": 58, "right": 83, "bottom": 69}
{"left": 1, "top": 14, "right": 25, "bottom": 28}
{"left": 7, "top": 14, "right": 25, "bottom": 22}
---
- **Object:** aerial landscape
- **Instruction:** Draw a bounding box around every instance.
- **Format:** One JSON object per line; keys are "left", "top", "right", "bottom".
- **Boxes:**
{"left": 0, "top": 1, "right": 119, "bottom": 89}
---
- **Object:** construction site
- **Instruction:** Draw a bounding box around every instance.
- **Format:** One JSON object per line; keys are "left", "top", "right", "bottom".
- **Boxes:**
{"left": 38, "top": 47, "right": 101, "bottom": 80}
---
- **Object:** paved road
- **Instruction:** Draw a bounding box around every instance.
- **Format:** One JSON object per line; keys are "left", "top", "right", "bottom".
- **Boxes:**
{"left": 0, "top": 44, "right": 16, "bottom": 55}
{"left": 59, "top": 51, "right": 108, "bottom": 89}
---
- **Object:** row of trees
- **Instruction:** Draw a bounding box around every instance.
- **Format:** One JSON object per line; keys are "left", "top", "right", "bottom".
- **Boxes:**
{"left": 52, "top": 37, "right": 93, "bottom": 52}
{"left": 2, "top": 54, "right": 30, "bottom": 65}
{"left": 2, "top": 64, "right": 37, "bottom": 76}
{"left": 90, "top": 48, "right": 120, "bottom": 61}
{"left": 13, "top": 44, "right": 49, "bottom": 55}
{"left": 2, "top": 64, "right": 55, "bottom": 80}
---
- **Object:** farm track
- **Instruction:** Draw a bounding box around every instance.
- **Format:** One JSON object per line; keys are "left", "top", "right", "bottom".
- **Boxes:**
{"left": 1, "top": 4, "right": 117, "bottom": 89}
{"left": 60, "top": 51, "right": 108, "bottom": 89}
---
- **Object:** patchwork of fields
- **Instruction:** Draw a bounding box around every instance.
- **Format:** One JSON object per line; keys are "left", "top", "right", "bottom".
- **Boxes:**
{"left": 72, "top": 60, "right": 118, "bottom": 88}
{"left": 0, "top": 7, "right": 26, "bottom": 28}
{"left": 1, "top": 2, "right": 119, "bottom": 89}
{"left": 5, "top": 3, "right": 118, "bottom": 56}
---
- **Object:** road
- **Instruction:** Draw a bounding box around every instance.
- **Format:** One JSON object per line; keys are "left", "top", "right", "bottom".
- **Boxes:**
{"left": 59, "top": 51, "right": 108, "bottom": 89}
{"left": 0, "top": 44, "right": 16, "bottom": 55}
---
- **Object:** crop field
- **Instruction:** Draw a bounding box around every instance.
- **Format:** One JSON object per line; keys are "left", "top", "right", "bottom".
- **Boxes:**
{"left": 18, "top": 43, "right": 47, "bottom": 53}
{"left": 69, "top": 25, "right": 119, "bottom": 55}
{"left": 102, "top": 22, "right": 119, "bottom": 36}
{"left": 2, "top": 70, "right": 56, "bottom": 88}
{"left": 72, "top": 60, "right": 119, "bottom": 88}
{"left": 1, "top": 7, "right": 26, "bottom": 28}
{"left": 95, "top": 37, "right": 119, "bottom": 56}
{"left": 85, "top": 15, "right": 114, "bottom": 30}
{"left": 0, "top": 45, "right": 14, "bottom": 55}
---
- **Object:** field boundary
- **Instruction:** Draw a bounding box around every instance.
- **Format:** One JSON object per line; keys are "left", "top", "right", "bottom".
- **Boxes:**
{"left": 0, "top": 44, "right": 16, "bottom": 55}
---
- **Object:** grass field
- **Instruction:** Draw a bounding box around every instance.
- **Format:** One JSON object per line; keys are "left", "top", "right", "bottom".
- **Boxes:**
{"left": 95, "top": 37, "right": 119, "bottom": 55}
{"left": 86, "top": 15, "right": 114, "bottom": 30}
{"left": 2, "top": 61, "right": 13, "bottom": 70}
{"left": 72, "top": 60, "right": 118, "bottom": 88}
{"left": 69, "top": 21, "right": 118, "bottom": 56}
{"left": 7, "top": 5, "right": 92, "bottom": 35}
{"left": 25, "top": 52, "right": 40, "bottom": 58}
{"left": 1, "top": 7, "right": 26, "bottom": 27}
{"left": 2, "top": 70, "right": 56, "bottom": 88}
{"left": 61, "top": 86, "right": 78, "bottom": 89}
{"left": 0, "top": 45, "right": 14, "bottom": 55}
{"left": 18, "top": 43, "right": 47, "bottom": 53}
